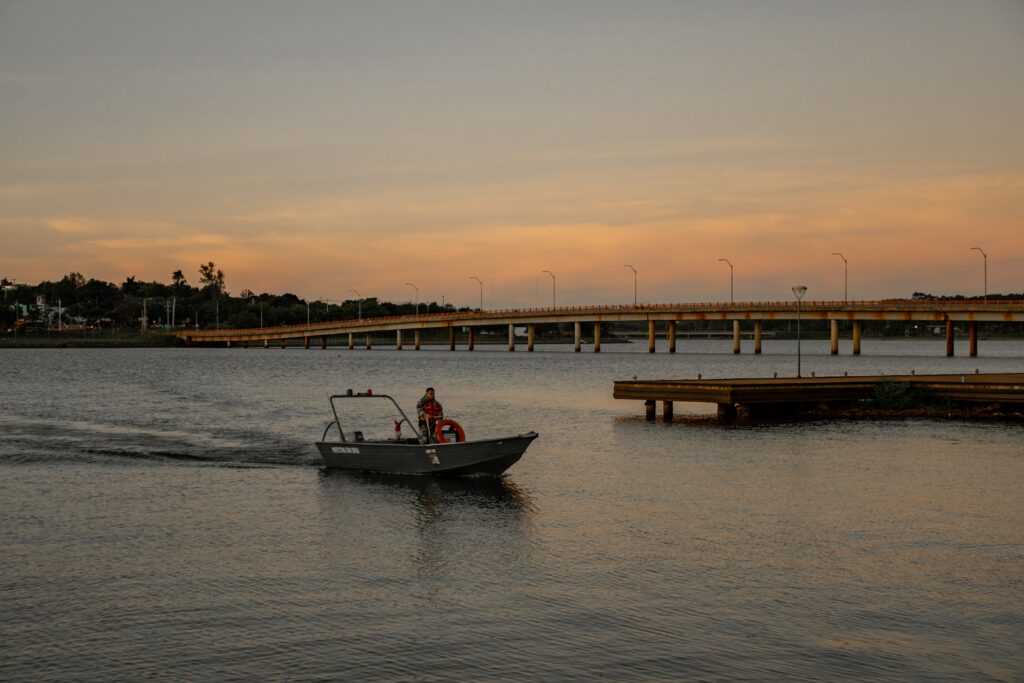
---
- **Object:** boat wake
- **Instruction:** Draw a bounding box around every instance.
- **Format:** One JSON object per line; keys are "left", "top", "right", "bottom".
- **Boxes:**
{"left": 0, "top": 414, "right": 318, "bottom": 467}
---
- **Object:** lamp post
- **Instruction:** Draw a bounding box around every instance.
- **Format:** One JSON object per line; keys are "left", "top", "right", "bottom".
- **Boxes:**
{"left": 350, "top": 289, "right": 362, "bottom": 320}
{"left": 542, "top": 270, "right": 556, "bottom": 308}
{"left": 792, "top": 285, "right": 807, "bottom": 377}
{"left": 832, "top": 252, "right": 847, "bottom": 301}
{"left": 406, "top": 282, "right": 419, "bottom": 317}
{"left": 623, "top": 264, "right": 637, "bottom": 305}
{"left": 249, "top": 296, "right": 263, "bottom": 328}
{"left": 470, "top": 276, "right": 483, "bottom": 310}
{"left": 971, "top": 247, "right": 987, "bottom": 303}
{"left": 718, "top": 258, "right": 734, "bottom": 302}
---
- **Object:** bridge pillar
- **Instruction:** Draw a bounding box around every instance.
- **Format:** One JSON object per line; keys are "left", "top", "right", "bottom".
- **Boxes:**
{"left": 446, "top": 327, "right": 454, "bottom": 351}
{"left": 280, "top": 339, "right": 286, "bottom": 349}
{"left": 348, "top": 333, "right": 354, "bottom": 350}
{"left": 733, "top": 320, "right": 741, "bottom": 354}
{"left": 467, "top": 327, "right": 474, "bottom": 351}
{"left": 852, "top": 321, "right": 861, "bottom": 355}
{"left": 227, "top": 340, "right": 232, "bottom": 348}
{"left": 662, "top": 400, "right": 673, "bottom": 423}
{"left": 945, "top": 320, "right": 954, "bottom": 356}
{"left": 969, "top": 321, "right": 978, "bottom": 357}
{"left": 648, "top": 320, "right": 656, "bottom": 353}
{"left": 415, "top": 330, "right": 421, "bottom": 351}
{"left": 396, "top": 329, "right": 403, "bottom": 350}
{"left": 242, "top": 341, "right": 248, "bottom": 349}
{"left": 668, "top": 321, "right": 676, "bottom": 353}
{"left": 304, "top": 336, "right": 310, "bottom": 349}
{"left": 528, "top": 324, "right": 535, "bottom": 352}
{"left": 830, "top": 320, "right": 839, "bottom": 355}
{"left": 263, "top": 339, "right": 269, "bottom": 349}
{"left": 574, "top": 322, "right": 581, "bottom": 352}
{"left": 508, "top": 324, "right": 515, "bottom": 351}
{"left": 365, "top": 333, "right": 372, "bottom": 350}
{"left": 754, "top": 321, "right": 762, "bottom": 354}
{"left": 321, "top": 336, "right": 327, "bottom": 350}
{"left": 644, "top": 400, "right": 656, "bottom": 421}
{"left": 594, "top": 322, "right": 601, "bottom": 352}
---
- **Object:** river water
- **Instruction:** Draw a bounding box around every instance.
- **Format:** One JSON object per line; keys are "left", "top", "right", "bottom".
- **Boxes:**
{"left": 2, "top": 339, "right": 1022, "bottom": 681}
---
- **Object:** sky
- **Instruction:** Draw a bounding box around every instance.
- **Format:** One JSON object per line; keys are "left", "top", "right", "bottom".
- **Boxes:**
{"left": 1, "top": 0, "right": 1022, "bottom": 307}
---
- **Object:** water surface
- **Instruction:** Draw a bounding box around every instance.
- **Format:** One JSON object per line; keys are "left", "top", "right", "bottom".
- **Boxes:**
{"left": 2, "top": 340, "right": 1022, "bottom": 680}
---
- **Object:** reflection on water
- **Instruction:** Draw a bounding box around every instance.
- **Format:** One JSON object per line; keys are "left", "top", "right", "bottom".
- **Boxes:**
{"left": 318, "top": 468, "right": 536, "bottom": 517}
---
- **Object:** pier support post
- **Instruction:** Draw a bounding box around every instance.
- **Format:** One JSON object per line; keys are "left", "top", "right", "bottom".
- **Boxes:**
{"left": 969, "top": 321, "right": 978, "bottom": 357}
{"left": 528, "top": 324, "right": 535, "bottom": 352}
{"left": 508, "top": 324, "right": 515, "bottom": 352}
{"left": 648, "top": 320, "right": 656, "bottom": 353}
{"left": 365, "top": 334, "right": 372, "bottom": 350}
{"left": 396, "top": 330, "right": 403, "bottom": 350}
{"left": 280, "top": 339, "right": 286, "bottom": 349}
{"left": 594, "top": 322, "right": 601, "bottom": 352}
{"left": 830, "top": 320, "right": 839, "bottom": 355}
{"left": 853, "top": 321, "right": 861, "bottom": 355}
{"left": 348, "top": 333, "right": 354, "bottom": 350}
{"left": 644, "top": 400, "right": 656, "bottom": 421}
{"left": 415, "top": 330, "right": 421, "bottom": 351}
{"left": 668, "top": 321, "right": 676, "bottom": 353}
{"left": 945, "top": 320, "right": 954, "bottom": 356}
{"left": 733, "top": 320, "right": 741, "bottom": 354}
{"left": 227, "top": 341, "right": 232, "bottom": 348}
{"left": 321, "top": 336, "right": 327, "bottom": 350}
{"left": 574, "top": 322, "right": 581, "bottom": 352}
{"left": 304, "top": 336, "right": 310, "bottom": 349}
{"left": 242, "top": 341, "right": 248, "bottom": 349}
{"left": 717, "top": 403, "right": 737, "bottom": 423}
{"left": 263, "top": 339, "right": 269, "bottom": 349}
{"left": 754, "top": 321, "right": 762, "bottom": 354}
{"left": 449, "top": 328, "right": 456, "bottom": 351}
{"left": 467, "top": 327, "right": 474, "bottom": 351}
{"left": 662, "top": 400, "right": 673, "bottom": 423}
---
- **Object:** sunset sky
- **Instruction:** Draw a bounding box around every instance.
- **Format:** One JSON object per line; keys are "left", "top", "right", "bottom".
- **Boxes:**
{"left": 1, "top": 1, "right": 1022, "bottom": 307}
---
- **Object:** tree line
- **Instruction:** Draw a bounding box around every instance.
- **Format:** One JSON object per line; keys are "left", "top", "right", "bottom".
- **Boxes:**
{"left": 1, "top": 262, "right": 463, "bottom": 331}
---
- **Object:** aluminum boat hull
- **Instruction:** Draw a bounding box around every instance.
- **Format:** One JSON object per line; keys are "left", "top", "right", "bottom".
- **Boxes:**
{"left": 316, "top": 432, "right": 538, "bottom": 475}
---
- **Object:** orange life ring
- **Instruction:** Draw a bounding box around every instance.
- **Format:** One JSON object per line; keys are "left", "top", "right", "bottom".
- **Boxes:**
{"left": 434, "top": 419, "right": 466, "bottom": 443}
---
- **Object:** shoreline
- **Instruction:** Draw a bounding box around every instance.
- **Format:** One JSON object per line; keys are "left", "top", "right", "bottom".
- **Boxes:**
{"left": 3, "top": 334, "right": 1022, "bottom": 349}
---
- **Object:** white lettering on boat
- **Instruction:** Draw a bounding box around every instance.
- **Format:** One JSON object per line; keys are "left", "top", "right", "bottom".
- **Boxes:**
{"left": 332, "top": 446, "right": 361, "bottom": 454}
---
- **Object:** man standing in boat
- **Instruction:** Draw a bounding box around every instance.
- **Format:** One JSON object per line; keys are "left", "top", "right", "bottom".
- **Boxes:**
{"left": 417, "top": 387, "right": 444, "bottom": 442}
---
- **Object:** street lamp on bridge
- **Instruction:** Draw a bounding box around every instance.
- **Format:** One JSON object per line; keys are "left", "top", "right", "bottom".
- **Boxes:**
{"left": 406, "top": 282, "right": 419, "bottom": 317}
{"left": 971, "top": 247, "right": 987, "bottom": 304}
{"left": 792, "top": 285, "right": 807, "bottom": 378}
{"left": 350, "top": 289, "right": 362, "bottom": 320}
{"left": 832, "top": 252, "right": 848, "bottom": 301}
{"left": 469, "top": 276, "right": 483, "bottom": 310}
{"left": 623, "top": 264, "right": 637, "bottom": 305}
{"left": 542, "top": 270, "right": 556, "bottom": 308}
{"left": 718, "top": 258, "right": 734, "bottom": 303}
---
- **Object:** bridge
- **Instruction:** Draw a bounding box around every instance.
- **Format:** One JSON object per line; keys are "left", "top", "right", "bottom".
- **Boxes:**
{"left": 174, "top": 299, "right": 1024, "bottom": 357}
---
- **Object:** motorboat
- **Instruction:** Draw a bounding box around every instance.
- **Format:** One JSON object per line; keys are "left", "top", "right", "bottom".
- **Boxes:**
{"left": 315, "top": 390, "right": 538, "bottom": 475}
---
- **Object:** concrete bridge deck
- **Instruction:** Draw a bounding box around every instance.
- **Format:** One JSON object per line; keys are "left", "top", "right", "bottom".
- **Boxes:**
{"left": 174, "top": 299, "right": 1024, "bottom": 356}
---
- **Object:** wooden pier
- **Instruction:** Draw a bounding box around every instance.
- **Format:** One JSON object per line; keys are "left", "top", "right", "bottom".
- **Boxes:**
{"left": 614, "top": 373, "right": 1024, "bottom": 422}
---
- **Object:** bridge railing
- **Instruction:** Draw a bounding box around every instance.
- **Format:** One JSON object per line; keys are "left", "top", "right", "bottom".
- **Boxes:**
{"left": 176, "top": 299, "right": 1024, "bottom": 338}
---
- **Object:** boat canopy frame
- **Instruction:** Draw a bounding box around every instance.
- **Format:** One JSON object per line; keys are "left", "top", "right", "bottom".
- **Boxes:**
{"left": 323, "top": 391, "right": 424, "bottom": 444}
